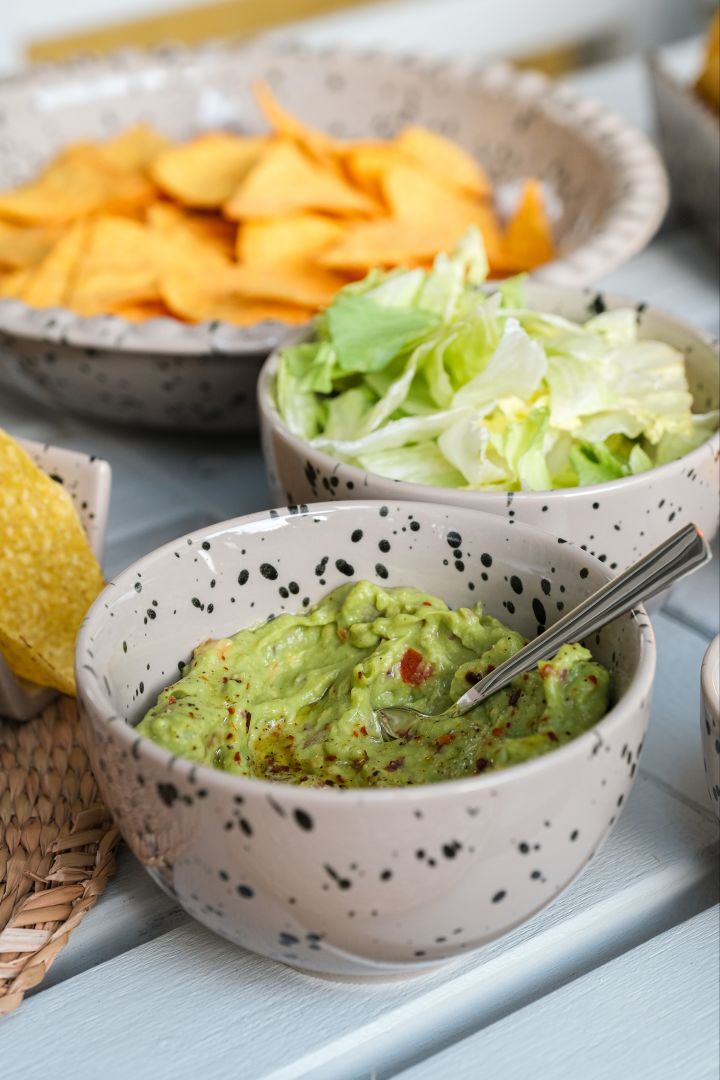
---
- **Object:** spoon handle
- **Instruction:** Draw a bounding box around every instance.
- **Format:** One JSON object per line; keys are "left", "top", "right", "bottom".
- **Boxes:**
{"left": 450, "top": 523, "right": 711, "bottom": 717}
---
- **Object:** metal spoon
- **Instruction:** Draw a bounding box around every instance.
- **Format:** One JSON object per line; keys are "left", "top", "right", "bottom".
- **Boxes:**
{"left": 376, "top": 522, "right": 711, "bottom": 739}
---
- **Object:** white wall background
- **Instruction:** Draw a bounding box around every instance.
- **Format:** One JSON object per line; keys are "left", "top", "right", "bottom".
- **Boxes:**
{"left": 0, "top": 0, "right": 710, "bottom": 76}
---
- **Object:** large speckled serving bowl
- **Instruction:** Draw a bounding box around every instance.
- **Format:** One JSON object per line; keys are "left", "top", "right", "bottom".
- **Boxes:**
{"left": 0, "top": 39, "right": 667, "bottom": 431}
{"left": 700, "top": 635, "right": 720, "bottom": 818}
{"left": 259, "top": 286, "right": 720, "bottom": 576}
{"left": 76, "top": 500, "right": 655, "bottom": 978}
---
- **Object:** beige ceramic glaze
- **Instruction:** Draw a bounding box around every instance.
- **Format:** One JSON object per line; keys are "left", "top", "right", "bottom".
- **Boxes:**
{"left": 0, "top": 439, "right": 111, "bottom": 721}
{"left": 77, "top": 501, "right": 655, "bottom": 978}
{"left": 651, "top": 44, "right": 720, "bottom": 252}
{"left": 259, "top": 286, "right": 720, "bottom": 576}
{"left": 0, "top": 40, "right": 667, "bottom": 430}
{"left": 700, "top": 635, "right": 720, "bottom": 818}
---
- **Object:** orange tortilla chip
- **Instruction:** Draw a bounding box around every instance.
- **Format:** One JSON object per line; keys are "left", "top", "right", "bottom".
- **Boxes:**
{"left": 498, "top": 179, "right": 554, "bottom": 272}
{"left": 341, "top": 143, "right": 410, "bottom": 198}
{"left": 319, "top": 219, "right": 469, "bottom": 270}
{"left": 224, "top": 140, "right": 377, "bottom": 221}
{"left": 20, "top": 221, "right": 90, "bottom": 308}
{"left": 229, "top": 263, "right": 345, "bottom": 308}
{"left": 161, "top": 270, "right": 313, "bottom": 325}
{"left": 380, "top": 162, "right": 505, "bottom": 263}
{"left": 238, "top": 213, "right": 345, "bottom": 267}
{"left": 0, "top": 428, "right": 105, "bottom": 695}
{"left": 166, "top": 261, "right": 344, "bottom": 310}
{"left": 0, "top": 147, "right": 153, "bottom": 225}
{"left": 150, "top": 133, "right": 266, "bottom": 208}
{"left": 110, "top": 299, "right": 173, "bottom": 321}
{"left": 68, "top": 216, "right": 159, "bottom": 316}
{"left": 394, "top": 125, "right": 490, "bottom": 198}
{"left": 146, "top": 202, "right": 231, "bottom": 268}
{"left": 0, "top": 220, "right": 64, "bottom": 269}
{"left": 0, "top": 267, "right": 32, "bottom": 298}
{"left": 253, "top": 80, "right": 338, "bottom": 165}
{"left": 101, "top": 124, "right": 172, "bottom": 171}
{"left": 146, "top": 201, "right": 236, "bottom": 260}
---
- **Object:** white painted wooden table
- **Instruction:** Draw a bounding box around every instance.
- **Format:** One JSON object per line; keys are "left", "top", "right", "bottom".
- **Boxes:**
{"left": 1, "top": 38, "right": 719, "bottom": 1080}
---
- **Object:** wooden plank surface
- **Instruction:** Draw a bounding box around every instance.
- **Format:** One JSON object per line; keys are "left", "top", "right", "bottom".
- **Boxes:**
{"left": 4, "top": 779, "right": 715, "bottom": 1078}
{"left": 397, "top": 906, "right": 720, "bottom": 1080}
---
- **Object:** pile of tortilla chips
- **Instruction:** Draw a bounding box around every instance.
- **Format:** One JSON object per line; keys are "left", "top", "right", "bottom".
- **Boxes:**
{"left": 0, "top": 429, "right": 104, "bottom": 696}
{"left": 0, "top": 83, "right": 554, "bottom": 327}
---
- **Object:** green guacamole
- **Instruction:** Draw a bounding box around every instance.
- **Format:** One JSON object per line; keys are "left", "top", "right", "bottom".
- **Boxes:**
{"left": 137, "top": 581, "right": 610, "bottom": 788}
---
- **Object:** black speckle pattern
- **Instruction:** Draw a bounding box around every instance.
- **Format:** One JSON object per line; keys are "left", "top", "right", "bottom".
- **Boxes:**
{"left": 293, "top": 808, "right": 313, "bottom": 831}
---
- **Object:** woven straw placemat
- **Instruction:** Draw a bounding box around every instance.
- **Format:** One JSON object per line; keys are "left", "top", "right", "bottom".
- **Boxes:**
{"left": 0, "top": 696, "right": 119, "bottom": 1016}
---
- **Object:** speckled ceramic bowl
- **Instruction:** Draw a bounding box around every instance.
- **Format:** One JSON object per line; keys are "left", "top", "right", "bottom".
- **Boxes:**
{"left": 259, "top": 286, "right": 720, "bottom": 577}
{"left": 700, "top": 635, "right": 720, "bottom": 818}
{"left": 650, "top": 40, "right": 720, "bottom": 252}
{"left": 0, "top": 39, "right": 667, "bottom": 430}
{"left": 0, "top": 438, "right": 111, "bottom": 721}
{"left": 77, "top": 501, "right": 655, "bottom": 978}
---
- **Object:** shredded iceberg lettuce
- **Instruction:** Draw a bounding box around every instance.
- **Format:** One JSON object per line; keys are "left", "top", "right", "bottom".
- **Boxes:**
{"left": 274, "top": 228, "right": 718, "bottom": 491}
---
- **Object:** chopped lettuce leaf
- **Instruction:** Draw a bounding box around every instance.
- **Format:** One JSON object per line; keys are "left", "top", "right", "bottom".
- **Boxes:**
{"left": 498, "top": 273, "right": 527, "bottom": 308}
{"left": 453, "top": 318, "right": 547, "bottom": 412}
{"left": 322, "top": 386, "right": 374, "bottom": 442}
{"left": 328, "top": 293, "right": 439, "bottom": 373}
{"left": 653, "top": 410, "right": 720, "bottom": 465}
{"left": 570, "top": 441, "right": 630, "bottom": 486}
{"left": 276, "top": 348, "right": 322, "bottom": 439}
{"left": 357, "top": 442, "right": 466, "bottom": 487}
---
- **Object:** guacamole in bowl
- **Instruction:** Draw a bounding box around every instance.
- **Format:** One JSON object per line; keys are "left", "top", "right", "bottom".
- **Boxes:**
{"left": 137, "top": 580, "right": 610, "bottom": 787}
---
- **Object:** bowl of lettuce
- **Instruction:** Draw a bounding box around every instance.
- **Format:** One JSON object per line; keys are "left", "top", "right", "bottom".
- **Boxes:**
{"left": 259, "top": 229, "right": 719, "bottom": 572}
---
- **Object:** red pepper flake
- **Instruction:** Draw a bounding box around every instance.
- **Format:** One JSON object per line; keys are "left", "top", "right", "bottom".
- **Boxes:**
{"left": 436, "top": 733, "right": 454, "bottom": 746}
{"left": 547, "top": 731, "right": 559, "bottom": 742}
{"left": 168, "top": 695, "right": 176, "bottom": 705}
{"left": 360, "top": 725, "right": 368, "bottom": 736}
{"left": 540, "top": 663, "right": 554, "bottom": 678}
{"left": 385, "top": 758, "right": 405, "bottom": 772}
{"left": 399, "top": 648, "right": 433, "bottom": 685}
{"left": 233, "top": 752, "right": 241, "bottom": 762}
{"left": 337, "top": 626, "right": 348, "bottom": 641}
{"left": 325, "top": 754, "right": 337, "bottom": 762}
{"left": 228, "top": 705, "right": 235, "bottom": 715}
{"left": 486, "top": 664, "right": 496, "bottom": 674}
{"left": 244, "top": 710, "right": 252, "bottom": 732}
{"left": 491, "top": 726, "right": 504, "bottom": 738}
{"left": 508, "top": 688, "right": 521, "bottom": 707}
{"left": 422, "top": 601, "right": 432, "bottom": 606}
{"left": 588, "top": 674, "right": 598, "bottom": 685}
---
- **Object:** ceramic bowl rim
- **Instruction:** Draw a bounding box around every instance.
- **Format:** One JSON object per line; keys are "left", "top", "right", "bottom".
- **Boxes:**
{"left": 257, "top": 284, "right": 720, "bottom": 503}
{"left": 701, "top": 633, "right": 720, "bottom": 723}
{"left": 0, "top": 39, "right": 668, "bottom": 356}
{"left": 76, "top": 499, "right": 656, "bottom": 805}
